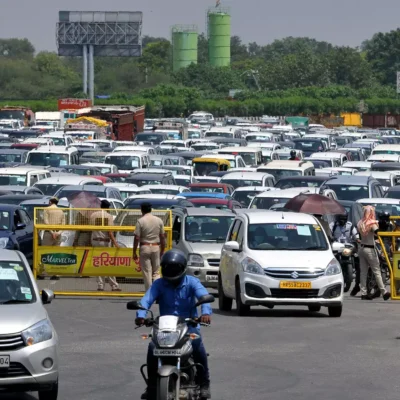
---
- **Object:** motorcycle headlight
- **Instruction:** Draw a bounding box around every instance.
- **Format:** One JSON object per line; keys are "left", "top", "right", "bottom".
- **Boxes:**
{"left": 22, "top": 319, "right": 53, "bottom": 346}
{"left": 342, "top": 248, "right": 352, "bottom": 257}
{"left": 156, "top": 331, "right": 180, "bottom": 348}
{"left": 325, "top": 258, "right": 342, "bottom": 276}
{"left": 0, "top": 237, "right": 10, "bottom": 249}
{"left": 187, "top": 253, "right": 204, "bottom": 268}
{"left": 241, "top": 257, "right": 264, "bottom": 275}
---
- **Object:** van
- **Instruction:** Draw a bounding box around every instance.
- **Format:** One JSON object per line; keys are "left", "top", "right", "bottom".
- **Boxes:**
{"left": 257, "top": 160, "right": 315, "bottom": 180}
{"left": 104, "top": 151, "right": 149, "bottom": 173}
{"left": 306, "top": 152, "right": 348, "bottom": 167}
{"left": 217, "top": 147, "right": 263, "bottom": 166}
{"left": 33, "top": 176, "right": 103, "bottom": 196}
{"left": 204, "top": 127, "right": 242, "bottom": 139}
{"left": 220, "top": 172, "right": 275, "bottom": 189}
{"left": 27, "top": 145, "right": 79, "bottom": 167}
{"left": 0, "top": 167, "right": 50, "bottom": 186}
{"left": 193, "top": 158, "right": 230, "bottom": 176}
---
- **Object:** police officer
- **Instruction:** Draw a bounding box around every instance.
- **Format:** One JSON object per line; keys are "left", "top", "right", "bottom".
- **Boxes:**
{"left": 330, "top": 214, "right": 358, "bottom": 243}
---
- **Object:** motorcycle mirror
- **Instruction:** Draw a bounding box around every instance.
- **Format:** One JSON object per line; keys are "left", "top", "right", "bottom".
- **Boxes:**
{"left": 126, "top": 301, "right": 146, "bottom": 311}
{"left": 194, "top": 294, "right": 215, "bottom": 308}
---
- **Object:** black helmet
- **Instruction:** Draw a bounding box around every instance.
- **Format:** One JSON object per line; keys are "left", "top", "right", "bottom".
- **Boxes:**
{"left": 290, "top": 150, "right": 296, "bottom": 157}
{"left": 337, "top": 213, "right": 348, "bottom": 223}
{"left": 161, "top": 250, "right": 187, "bottom": 282}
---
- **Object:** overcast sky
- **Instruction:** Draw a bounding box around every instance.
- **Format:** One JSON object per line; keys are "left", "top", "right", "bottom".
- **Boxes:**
{"left": 0, "top": 0, "right": 399, "bottom": 52}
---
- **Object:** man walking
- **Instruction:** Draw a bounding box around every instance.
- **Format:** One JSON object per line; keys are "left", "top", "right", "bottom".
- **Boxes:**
{"left": 90, "top": 200, "right": 121, "bottom": 292}
{"left": 133, "top": 202, "right": 166, "bottom": 290}
{"left": 43, "top": 198, "right": 65, "bottom": 246}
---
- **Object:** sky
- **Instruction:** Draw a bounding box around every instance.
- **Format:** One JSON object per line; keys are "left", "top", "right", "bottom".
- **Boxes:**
{"left": 0, "top": 0, "right": 399, "bottom": 52}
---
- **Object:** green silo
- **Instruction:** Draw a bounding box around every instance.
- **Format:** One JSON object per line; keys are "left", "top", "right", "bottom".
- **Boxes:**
{"left": 172, "top": 25, "right": 198, "bottom": 72}
{"left": 208, "top": 9, "right": 231, "bottom": 67}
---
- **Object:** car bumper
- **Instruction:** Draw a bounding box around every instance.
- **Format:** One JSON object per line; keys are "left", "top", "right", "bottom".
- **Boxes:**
{"left": 187, "top": 266, "right": 219, "bottom": 288}
{"left": 0, "top": 337, "right": 59, "bottom": 391}
{"left": 240, "top": 273, "right": 344, "bottom": 307}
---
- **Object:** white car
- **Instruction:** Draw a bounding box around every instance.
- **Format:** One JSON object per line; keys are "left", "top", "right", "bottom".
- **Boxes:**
{"left": 219, "top": 211, "right": 344, "bottom": 317}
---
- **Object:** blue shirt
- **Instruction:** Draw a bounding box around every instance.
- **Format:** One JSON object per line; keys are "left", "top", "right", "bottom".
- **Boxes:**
{"left": 137, "top": 276, "right": 213, "bottom": 320}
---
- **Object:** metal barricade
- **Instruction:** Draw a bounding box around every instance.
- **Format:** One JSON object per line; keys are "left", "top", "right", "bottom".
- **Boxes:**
{"left": 33, "top": 208, "right": 172, "bottom": 297}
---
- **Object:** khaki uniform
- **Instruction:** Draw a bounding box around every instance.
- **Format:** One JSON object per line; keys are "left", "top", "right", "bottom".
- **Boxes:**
{"left": 135, "top": 214, "right": 165, "bottom": 290}
{"left": 42, "top": 204, "right": 65, "bottom": 246}
{"left": 359, "top": 223, "right": 386, "bottom": 296}
{"left": 90, "top": 210, "right": 119, "bottom": 290}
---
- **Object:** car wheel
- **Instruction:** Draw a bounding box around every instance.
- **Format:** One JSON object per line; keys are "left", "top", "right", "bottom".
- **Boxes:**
{"left": 308, "top": 305, "right": 321, "bottom": 312}
{"left": 235, "top": 280, "right": 250, "bottom": 316}
{"left": 39, "top": 380, "right": 58, "bottom": 400}
{"left": 218, "top": 274, "right": 232, "bottom": 311}
{"left": 328, "top": 306, "right": 342, "bottom": 318}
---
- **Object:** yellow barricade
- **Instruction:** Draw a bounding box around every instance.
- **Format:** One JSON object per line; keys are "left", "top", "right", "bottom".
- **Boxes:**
{"left": 33, "top": 208, "right": 172, "bottom": 297}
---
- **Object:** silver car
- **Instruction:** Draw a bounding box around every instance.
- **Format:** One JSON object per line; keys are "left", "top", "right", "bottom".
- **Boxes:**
{"left": 0, "top": 250, "right": 59, "bottom": 399}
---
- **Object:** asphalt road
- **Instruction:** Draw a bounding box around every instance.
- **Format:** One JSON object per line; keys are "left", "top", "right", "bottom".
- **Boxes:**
{"left": 4, "top": 295, "right": 400, "bottom": 400}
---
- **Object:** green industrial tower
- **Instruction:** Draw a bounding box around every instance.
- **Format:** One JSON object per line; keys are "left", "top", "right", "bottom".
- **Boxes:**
{"left": 172, "top": 25, "right": 198, "bottom": 72}
{"left": 207, "top": 6, "right": 231, "bottom": 67}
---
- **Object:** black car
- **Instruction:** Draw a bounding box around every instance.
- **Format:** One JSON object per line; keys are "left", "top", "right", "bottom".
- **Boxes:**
{"left": 0, "top": 194, "right": 51, "bottom": 206}
{"left": 293, "top": 138, "right": 326, "bottom": 157}
{"left": 0, "top": 204, "right": 34, "bottom": 264}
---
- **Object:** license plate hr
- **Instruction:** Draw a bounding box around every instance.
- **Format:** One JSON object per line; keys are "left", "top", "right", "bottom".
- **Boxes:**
{"left": 154, "top": 349, "right": 181, "bottom": 356}
{"left": 0, "top": 355, "right": 10, "bottom": 369}
{"left": 279, "top": 281, "right": 312, "bottom": 289}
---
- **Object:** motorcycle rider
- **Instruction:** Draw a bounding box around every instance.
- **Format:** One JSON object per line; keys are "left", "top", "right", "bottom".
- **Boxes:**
{"left": 289, "top": 150, "right": 300, "bottom": 161}
{"left": 135, "top": 250, "right": 212, "bottom": 400}
{"left": 329, "top": 213, "right": 358, "bottom": 243}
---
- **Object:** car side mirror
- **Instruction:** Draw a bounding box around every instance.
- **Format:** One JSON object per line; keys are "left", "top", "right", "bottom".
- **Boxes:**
{"left": 127, "top": 300, "right": 146, "bottom": 311}
{"left": 332, "top": 242, "right": 344, "bottom": 253}
{"left": 224, "top": 241, "right": 241, "bottom": 253}
{"left": 195, "top": 294, "right": 215, "bottom": 308}
{"left": 16, "top": 223, "right": 26, "bottom": 230}
{"left": 42, "top": 289, "right": 55, "bottom": 304}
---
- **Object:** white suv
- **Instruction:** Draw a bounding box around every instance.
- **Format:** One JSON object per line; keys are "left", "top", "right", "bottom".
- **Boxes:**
{"left": 219, "top": 210, "right": 344, "bottom": 317}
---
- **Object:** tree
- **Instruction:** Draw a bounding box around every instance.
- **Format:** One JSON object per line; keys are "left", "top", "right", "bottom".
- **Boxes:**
{"left": 230, "top": 36, "right": 248, "bottom": 62}
{"left": 364, "top": 29, "right": 400, "bottom": 85}
{"left": 139, "top": 41, "right": 171, "bottom": 74}
{"left": 0, "top": 38, "right": 35, "bottom": 59}
{"left": 198, "top": 33, "right": 208, "bottom": 64}
{"left": 142, "top": 35, "right": 170, "bottom": 48}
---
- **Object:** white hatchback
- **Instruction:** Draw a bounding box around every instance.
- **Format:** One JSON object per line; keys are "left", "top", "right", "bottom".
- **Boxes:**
{"left": 219, "top": 211, "right": 344, "bottom": 317}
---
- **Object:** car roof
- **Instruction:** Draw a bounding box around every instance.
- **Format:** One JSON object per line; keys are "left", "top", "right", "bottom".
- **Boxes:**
{"left": 129, "top": 174, "right": 169, "bottom": 179}
{"left": 0, "top": 204, "right": 24, "bottom": 211}
{"left": 221, "top": 172, "right": 270, "bottom": 179}
{"left": 357, "top": 198, "right": 400, "bottom": 204}
{"left": 0, "top": 194, "right": 48, "bottom": 201}
{"left": 0, "top": 249, "right": 26, "bottom": 261}
{"left": 276, "top": 176, "right": 327, "bottom": 182}
{"left": 239, "top": 210, "right": 317, "bottom": 224}
{"left": 179, "top": 207, "right": 234, "bottom": 216}
{"left": 233, "top": 186, "right": 273, "bottom": 192}
{"left": 255, "top": 188, "right": 313, "bottom": 198}
{"left": 57, "top": 185, "right": 107, "bottom": 192}
{"left": 189, "top": 198, "right": 231, "bottom": 204}
{"left": 189, "top": 183, "right": 230, "bottom": 187}
{"left": 35, "top": 176, "right": 101, "bottom": 184}
{"left": 324, "top": 175, "right": 375, "bottom": 185}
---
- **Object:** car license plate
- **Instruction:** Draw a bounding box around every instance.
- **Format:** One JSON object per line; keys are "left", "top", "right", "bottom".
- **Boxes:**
{"left": 279, "top": 281, "right": 311, "bottom": 289}
{"left": 0, "top": 355, "right": 10, "bottom": 369}
{"left": 206, "top": 275, "right": 218, "bottom": 282}
{"left": 154, "top": 349, "right": 181, "bottom": 356}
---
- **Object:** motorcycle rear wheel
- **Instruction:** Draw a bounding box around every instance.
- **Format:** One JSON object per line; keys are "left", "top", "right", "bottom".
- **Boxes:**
{"left": 157, "top": 375, "right": 178, "bottom": 400}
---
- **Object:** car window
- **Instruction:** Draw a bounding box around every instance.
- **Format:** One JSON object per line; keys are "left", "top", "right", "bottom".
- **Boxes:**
{"left": 228, "top": 219, "right": 242, "bottom": 242}
{"left": 19, "top": 210, "right": 31, "bottom": 225}
{"left": 236, "top": 222, "right": 244, "bottom": 246}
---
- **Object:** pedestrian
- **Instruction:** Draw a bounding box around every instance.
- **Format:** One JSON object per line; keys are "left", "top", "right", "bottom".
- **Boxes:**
{"left": 42, "top": 198, "right": 65, "bottom": 246}
{"left": 289, "top": 150, "right": 300, "bottom": 161}
{"left": 90, "top": 200, "right": 121, "bottom": 292}
{"left": 357, "top": 205, "right": 390, "bottom": 301}
{"left": 133, "top": 202, "right": 166, "bottom": 290}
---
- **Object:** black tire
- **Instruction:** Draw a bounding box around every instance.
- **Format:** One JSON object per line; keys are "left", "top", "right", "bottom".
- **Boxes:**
{"left": 343, "top": 264, "right": 353, "bottom": 293}
{"left": 308, "top": 305, "right": 321, "bottom": 312}
{"left": 157, "top": 375, "right": 177, "bottom": 400}
{"left": 235, "top": 280, "right": 250, "bottom": 316}
{"left": 328, "top": 306, "right": 342, "bottom": 318}
{"left": 39, "top": 380, "right": 58, "bottom": 400}
{"left": 218, "top": 274, "right": 233, "bottom": 311}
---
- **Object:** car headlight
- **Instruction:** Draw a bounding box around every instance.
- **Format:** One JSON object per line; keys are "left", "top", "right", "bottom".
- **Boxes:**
{"left": 0, "top": 237, "right": 9, "bottom": 249}
{"left": 22, "top": 319, "right": 53, "bottom": 346}
{"left": 157, "top": 331, "right": 180, "bottom": 347}
{"left": 325, "top": 258, "right": 342, "bottom": 276}
{"left": 241, "top": 257, "right": 264, "bottom": 275}
{"left": 187, "top": 253, "right": 204, "bottom": 268}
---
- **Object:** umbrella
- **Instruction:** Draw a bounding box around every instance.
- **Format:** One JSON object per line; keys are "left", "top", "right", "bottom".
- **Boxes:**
{"left": 285, "top": 193, "right": 346, "bottom": 215}
{"left": 67, "top": 191, "right": 101, "bottom": 209}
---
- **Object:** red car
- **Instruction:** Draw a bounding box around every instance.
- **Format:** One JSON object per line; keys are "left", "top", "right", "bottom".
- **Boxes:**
{"left": 11, "top": 143, "right": 39, "bottom": 151}
{"left": 188, "top": 183, "right": 235, "bottom": 195}
{"left": 104, "top": 173, "right": 131, "bottom": 183}
{"left": 190, "top": 198, "right": 242, "bottom": 210}
{"left": 91, "top": 176, "right": 114, "bottom": 184}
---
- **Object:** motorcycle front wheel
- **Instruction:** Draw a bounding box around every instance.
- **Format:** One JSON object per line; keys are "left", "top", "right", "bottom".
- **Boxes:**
{"left": 157, "top": 375, "right": 178, "bottom": 400}
{"left": 343, "top": 264, "right": 353, "bottom": 293}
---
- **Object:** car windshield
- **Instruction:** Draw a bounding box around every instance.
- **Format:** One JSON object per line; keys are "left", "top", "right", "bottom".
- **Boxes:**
{"left": 251, "top": 197, "right": 290, "bottom": 209}
{"left": 34, "top": 184, "right": 64, "bottom": 196}
{"left": 205, "top": 132, "right": 232, "bottom": 138}
{"left": 194, "top": 162, "right": 219, "bottom": 176}
{"left": 67, "top": 168, "right": 96, "bottom": 176}
{"left": 246, "top": 135, "right": 271, "bottom": 142}
{"left": 0, "top": 175, "right": 27, "bottom": 185}
{"left": 237, "top": 153, "right": 256, "bottom": 165}
{"left": 135, "top": 134, "right": 164, "bottom": 144}
{"left": 185, "top": 216, "right": 234, "bottom": 242}
{"left": 275, "top": 178, "right": 322, "bottom": 189}
{"left": 222, "top": 179, "right": 262, "bottom": 189}
{"left": 194, "top": 203, "right": 230, "bottom": 210}
{"left": 232, "top": 190, "right": 260, "bottom": 207}
{"left": 192, "top": 145, "right": 219, "bottom": 151}
{"left": 188, "top": 131, "right": 201, "bottom": 139}
{"left": 326, "top": 185, "right": 369, "bottom": 201}
{"left": 105, "top": 156, "right": 140, "bottom": 170}
{"left": 361, "top": 202, "right": 400, "bottom": 215}
{"left": 0, "top": 211, "right": 10, "bottom": 230}
{"left": 130, "top": 179, "right": 163, "bottom": 187}
{"left": 336, "top": 138, "right": 349, "bottom": 146}
{"left": 373, "top": 150, "right": 400, "bottom": 155}
{"left": 294, "top": 141, "right": 323, "bottom": 152}
{"left": 0, "top": 261, "right": 35, "bottom": 304}
{"left": 28, "top": 153, "right": 69, "bottom": 167}
{"left": 0, "top": 154, "right": 22, "bottom": 163}
{"left": 175, "top": 177, "right": 191, "bottom": 186}
{"left": 248, "top": 223, "right": 328, "bottom": 251}
{"left": 265, "top": 169, "right": 302, "bottom": 180}
{"left": 348, "top": 151, "right": 361, "bottom": 161}
{"left": 190, "top": 186, "right": 224, "bottom": 193}
{"left": 150, "top": 159, "right": 163, "bottom": 166}
{"left": 48, "top": 137, "right": 66, "bottom": 146}
{"left": 119, "top": 190, "right": 150, "bottom": 200}
{"left": 110, "top": 176, "right": 128, "bottom": 183}
{"left": 376, "top": 179, "right": 391, "bottom": 187}
{"left": 56, "top": 189, "right": 104, "bottom": 199}
{"left": 149, "top": 188, "right": 179, "bottom": 195}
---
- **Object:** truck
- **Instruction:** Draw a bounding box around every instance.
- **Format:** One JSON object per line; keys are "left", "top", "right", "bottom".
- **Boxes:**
{"left": 76, "top": 105, "right": 145, "bottom": 141}
{"left": 0, "top": 106, "right": 35, "bottom": 127}
{"left": 35, "top": 111, "right": 64, "bottom": 129}
{"left": 154, "top": 119, "right": 188, "bottom": 140}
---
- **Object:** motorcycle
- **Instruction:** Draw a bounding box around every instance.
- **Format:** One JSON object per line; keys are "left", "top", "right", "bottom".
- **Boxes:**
{"left": 332, "top": 241, "right": 355, "bottom": 292}
{"left": 127, "top": 294, "right": 215, "bottom": 400}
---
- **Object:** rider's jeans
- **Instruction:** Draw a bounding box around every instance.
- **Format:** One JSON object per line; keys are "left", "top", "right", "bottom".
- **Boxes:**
{"left": 146, "top": 335, "right": 210, "bottom": 394}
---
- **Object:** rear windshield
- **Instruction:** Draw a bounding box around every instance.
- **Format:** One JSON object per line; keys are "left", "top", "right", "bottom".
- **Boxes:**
{"left": 221, "top": 179, "right": 262, "bottom": 189}
{"left": 251, "top": 197, "right": 290, "bottom": 209}
{"left": 326, "top": 185, "right": 369, "bottom": 201}
{"left": 294, "top": 141, "right": 323, "bottom": 152}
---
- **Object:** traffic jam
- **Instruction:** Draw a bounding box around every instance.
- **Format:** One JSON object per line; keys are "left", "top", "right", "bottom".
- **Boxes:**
{"left": 0, "top": 104, "right": 400, "bottom": 399}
